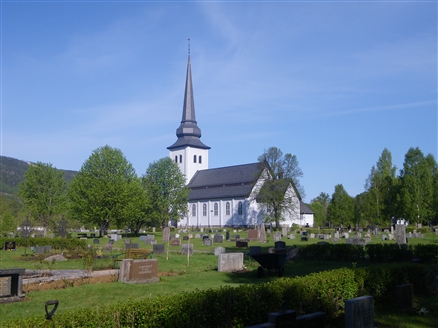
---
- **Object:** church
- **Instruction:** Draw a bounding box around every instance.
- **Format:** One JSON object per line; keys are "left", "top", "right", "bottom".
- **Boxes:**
{"left": 167, "top": 55, "right": 314, "bottom": 228}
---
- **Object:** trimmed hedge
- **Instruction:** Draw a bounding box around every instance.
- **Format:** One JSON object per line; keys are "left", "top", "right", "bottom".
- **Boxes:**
{"left": 0, "top": 237, "right": 87, "bottom": 251}
{"left": 299, "top": 243, "right": 438, "bottom": 263}
{"left": 3, "top": 263, "right": 433, "bottom": 328}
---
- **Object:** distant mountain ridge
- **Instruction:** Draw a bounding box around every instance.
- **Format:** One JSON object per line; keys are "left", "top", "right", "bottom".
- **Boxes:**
{"left": 0, "top": 156, "right": 78, "bottom": 195}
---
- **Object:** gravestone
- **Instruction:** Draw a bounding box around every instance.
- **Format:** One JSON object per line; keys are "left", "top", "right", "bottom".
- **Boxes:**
{"left": 152, "top": 227, "right": 156, "bottom": 233}
{"left": 247, "top": 229, "right": 259, "bottom": 240}
{"left": 381, "top": 234, "right": 387, "bottom": 241}
{"left": 225, "top": 231, "right": 230, "bottom": 240}
{"left": 309, "top": 233, "right": 315, "bottom": 239}
{"left": 183, "top": 236, "right": 189, "bottom": 241}
{"left": 275, "top": 241, "right": 286, "bottom": 250}
{"left": 104, "top": 244, "right": 113, "bottom": 252}
{"left": 288, "top": 234, "right": 296, "bottom": 239}
{"left": 281, "top": 226, "right": 289, "bottom": 237}
{"left": 274, "top": 232, "right": 281, "bottom": 242}
{"left": 268, "top": 310, "right": 296, "bottom": 327}
{"left": 388, "top": 234, "right": 394, "bottom": 241}
{"left": 395, "top": 224, "right": 407, "bottom": 245}
{"left": 126, "top": 243, "right": 139, "bottom": 249}
{"left": 203, "top": 238, "right": 213, "bottom": 246}
{"left": 217, "top": 253, "right": 244, "bottom": 272}
{"left": 153, "top": 243, "right": 165, "bottom": 255}
{"left": 181, "top": 244, "right": 193, "bottom": 256}
{"left": 171, "top": 239, "right": 180, "bottom": 246}
{"left": 163, "top": 227, "right": 170, "bottom": 242}
{"left": 334, "top": 232, "right": 340, "bottom": 239}
{"left": 395, "top": 283, "right": 414, "bottom": 311}
{"left": 35, "top": 246, "right": 52, "bottom": 254}
{"left": 214, "top": 235, "right": 223, "bottom": 243}
{"left": 236, "top": 241, "right": 248, "bottom": 248}
{"left": 332, "top": 237, "right": 340, "bottom": 243}
{"left": 146, "top": 235, "right": 155, "bottom": 241}
{"left": 214, "top": 247, "right": 226, "bottom": 256}
{"left": 249, "top": 246, "right": 262, "bottom": 256}
{"left": 3, "top": 241, "right": 16, "bottom": 251}
{"left": 118, "top": 259, "right": 159, "bottom": 284}
{"left": 170, "top": 233, "right": 176, "bottom": 240}
{"left": 0, "top": 268, "right": 25, "bottom": 303}
{"left": 93, "top": 239, "right": 100, "bottom": 244}
{"left": 109, "top": 239, "right": 115, "bottom": 245}
{"left": 259, "top": 224, "right": 266, "bottom": 243}
{"left": 175, "top": 234, "right": 180, "bottom": 238}
{"left": 345, "top": 295, "right": 374, "bottom": 328}
{"left": 195, "top": 234, "right": 201, "bottom": 239}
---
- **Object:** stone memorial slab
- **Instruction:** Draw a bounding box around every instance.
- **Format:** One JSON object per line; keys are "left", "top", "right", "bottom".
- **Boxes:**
{"left": 104, "top": 244, "right": 113, "bottom": 252}
{"left": 259, "top": 224, "right": 266, "bottom": 243}
{"left": 395, "top": 224, "right": 412, "bottom": 245}
{"left": 332, "top": 237, "right": 340, "bottom": 243}
{"left": 181, "top": 244, "right": 193, "bottom": 256}
{"left": 163, "top": 227, "right": 170, "bottom": 242}
{"left": 248, "top": 229, "right": 259, "bottom": 240}
{"left": 214, "top": 235, "right": 224, "bottom": 243}
{"left": 249, "top": 246, "right": 262, "bottom": 256}
{"left": 396, "top": 283, "right": 414, "bottom": 311}
{"left": 288, "top": 234, "right": 296, "bottom": 239}
{"left": 195, "top": 234, "right": 201, "bottom": 239}
{"left": 388, "top": 234, "right": 394, "bottom": 241}
{"left": 170, "top": 233, "right": 176, "bottom": 240}
{"left": 345, "top": 295, "right": 374, "bottom": 328}
{"left": 310, "top": 233, "right": 316, "bottom": 239}
{"left": 109, "top": 239, "right": 115, "bottom": 245}
{"left": 268, "top": 310, "right": 296, "bottom": 328}
{"left": 274, "top": 232, "right": 281, "bottom": 242}
{"left": 214, "top": 247, "right": 226, "bottom": 256}
{"left": 35, "top": 246, "right": 52, "bottom": 255}
{"left": 0, "top": 268, "right": 25, "bottom": 303}
{"left": 146, "top": 235, "right": 155, "bottom": 241}
{"left": 171, "top": 239, "right": 180, "bottom": 246}
{"left": 218, "top": 253, "right": 244, "bottom": 272}
{"left": 381, "top": 234, "right": 387, "bottom": 241}
{"left": 175, "top": 234, "right": 180, "bottom": 238}
{"left": 203, "top": 238, "right": 212, "bottom": 246}
{"left": 226, "top": 231, "right": 230, "bottom": 240}
{"left": 236, "top": 241, "right": 248, "bottom": 248}
{"left": 119, "top": 259, "right": 159, "bottom": 284}
{"left": 126, "top": 243, "right": 139, "bottom": 249}
{"left": 153, "top": 244, "right": 165, "bottom": 255}
{"left": 183, "top": 236, "right": 189, "bottom": 241}
{"left": 275, "top": 241, "right": 286, "bottom": 250}
{"left": 281, "top": 226, "right": 289, "bottom": 237}
{"left": 93, "top": 239, "right": 100, "bottom": 244}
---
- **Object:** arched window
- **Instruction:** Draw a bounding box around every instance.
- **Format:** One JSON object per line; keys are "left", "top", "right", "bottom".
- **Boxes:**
{"left": 179, "top": 155, "right": 182, "bottom": 163}
{"left": 199, "top": 156, "right": 202, "bottom": 164}
{"left": 174, "top": 156, "right": 178, "bottom": 163}
{"left": 238, "top": 201, "right": 243, "bottom": 215}
{"left": 226, "top": 202, "right": 231, "bottom": 216}
{"left": 203, "top": 204, "right": 207, "bottom": 216}
{"left": 192, "top": 204, "right": 196, "bottom": 217}
{"left": 214, "top": 203, "right": 218, "bottom": 216}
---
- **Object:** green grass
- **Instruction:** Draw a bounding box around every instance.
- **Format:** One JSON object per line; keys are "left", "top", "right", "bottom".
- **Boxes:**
{"left": 1, "top": 231, "right": 438, "bottom": 327}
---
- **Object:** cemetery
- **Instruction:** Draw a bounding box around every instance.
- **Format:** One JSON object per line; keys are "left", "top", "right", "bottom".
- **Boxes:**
{"left": 0, "top": 226, "right": 437, "bottom": 327}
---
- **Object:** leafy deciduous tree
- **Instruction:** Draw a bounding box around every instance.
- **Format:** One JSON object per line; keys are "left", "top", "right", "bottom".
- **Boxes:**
{"left": 327, "top": 184, "right": 354, "bottom": 228}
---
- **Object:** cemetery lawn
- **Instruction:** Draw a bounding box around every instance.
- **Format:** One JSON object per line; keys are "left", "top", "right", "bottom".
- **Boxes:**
{"left": 1, "top": 232, "right": 438, "bottom": 326}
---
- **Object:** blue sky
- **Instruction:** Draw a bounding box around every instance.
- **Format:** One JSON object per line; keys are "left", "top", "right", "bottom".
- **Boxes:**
{"left": 1, "top": 1, "right": 436, "bottom": 202}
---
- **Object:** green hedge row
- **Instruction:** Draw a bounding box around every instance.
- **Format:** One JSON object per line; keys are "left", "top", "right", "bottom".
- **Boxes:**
{"left": 3, "top": 263, "right": 433, "bottom": 328}
{"left": 0, "top": 237, "right": 87, "bottom": 250}
{"left": 299, "top": 243, "right": 438, "bottom": 263}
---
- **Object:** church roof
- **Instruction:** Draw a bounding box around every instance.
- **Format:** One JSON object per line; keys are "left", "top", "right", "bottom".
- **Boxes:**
{"left": 167, "top": 56, "right": 210, "bottom": 150}
{"left": 300, "top": 201, "right": 314, "bottom": 214}
{"left": 187, "top": 162, "right": 264, "bottom": 201}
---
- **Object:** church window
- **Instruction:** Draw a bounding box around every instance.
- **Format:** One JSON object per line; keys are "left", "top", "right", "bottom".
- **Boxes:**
{"left": 179, "top": 155, "right": 182, "bottom": 163}
{"left": 175, "top": 156, "right": 178, "bottom": 163}
{"left": 192, "top": 204, "right": 196, "bottom": 217}
{"left": 214, "top": 203, "right": 218, "bottom": 216}
{"left": 194, "top": 155, "right": 197, "bottom": 163}
{"left": 238, "top": 201, "right": 243, "bottom": 215}
{"left": 203, "top": 204, "right": 207, "bottom": 216}
{"left": 226, "top": 202, "right": 230, "bottom": 216}
{"left": 199, "top": 156, "right": 202, "bottom": 164}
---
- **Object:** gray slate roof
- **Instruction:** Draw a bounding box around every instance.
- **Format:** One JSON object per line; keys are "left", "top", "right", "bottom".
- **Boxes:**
{"left": 300, "top": 201, "right": 314, "bottom": 214}
{"left": 187, "top": 162, "right": 264, "bottom": 201}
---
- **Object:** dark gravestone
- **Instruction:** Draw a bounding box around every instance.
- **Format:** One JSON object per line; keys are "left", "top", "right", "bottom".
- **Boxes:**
{"left": 3, "top": 241, "right": 16, "bottom": 251}
{"left": 203, "top": 238, "right": 213, "bottom": 246}
{"left": 183, "top": 236, "right": 189, "bottom": 241}
{"left": 268, "top": 310, "right": 296, "bottom": 328}
{"left": 93, "top": 239, "right": 100, "bottom": 244}
{"left": 90, "top": 233, "right": 96, "bottom": 238}
{"left": 109, "top": 239, "right": 115, "bottom": 244}
{"left": 396, "top": 284, "right": 414, "bottom": 311}
{"left": 249, "top": 246, "right": 262, "bottom": 256}
{"left": 226, "top": 231, "right": 230, "bottom": 240}
{"left": 119, "top": 259, "right": 159, "bottom": 284}
{"left": 345, "top": 295, "right": 374, "bottom": 328}
{"left": 296, "top": 312, "right": 326, "bottom": 328}
{"left": 274, "top": 241, "right": 286, "bottom": 250}
{"left": 236, "top": 241, "right": 248, "bottom": 248}
{"left": 395, "top": 224, "right": 407, "bottom": 245}
{"left": 214, "top": 235, "right": 223, "bottom": 243}
{"left": 181, "top": 244, "right": 193, "bottom": 256}
{"left": 202, "top": 235, "right": 209, "bottom": 240}
{"left": 153, "top": 244, "right": 165, "bottom": 255}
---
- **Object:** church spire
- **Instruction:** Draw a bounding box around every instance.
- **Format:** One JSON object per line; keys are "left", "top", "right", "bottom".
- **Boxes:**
{"left": 168, "top": 49, "right": 210, "bottom": 150}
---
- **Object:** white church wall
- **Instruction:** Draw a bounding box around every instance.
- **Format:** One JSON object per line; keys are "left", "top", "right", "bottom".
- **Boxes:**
{"left": 169, "top": 147, "right": 209, "bottom": 183}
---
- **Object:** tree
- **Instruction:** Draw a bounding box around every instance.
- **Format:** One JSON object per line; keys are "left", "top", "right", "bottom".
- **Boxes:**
{"left": 18, "top": 162, "right": 66, "bottom": 234}
{"left": 399, "top": 148, "right": 435, "bottom": 225}
{"left": 309, "top": 192, "right": 330, "bottom": 227}
{"left": 256, "top": 147, "right": 304, "bottom": 228}
{"left": 123, "top": 177, "right": 151, "bottom": 236}
{"left": 327, "top": 184, "right": 354, "bottom": 228}
{"left": 364, "top": 148, "right": 398, "bottom": 226}
{"left": 141, "top": 157, "right": 188, "bottom": 228}
{"left": 68, "top": 145, "right": 139, "bottom": 235}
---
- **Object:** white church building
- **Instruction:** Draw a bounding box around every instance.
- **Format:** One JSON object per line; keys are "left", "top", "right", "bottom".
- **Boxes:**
{"left": 167, "top": 55, "right": 314, "bottom": 228}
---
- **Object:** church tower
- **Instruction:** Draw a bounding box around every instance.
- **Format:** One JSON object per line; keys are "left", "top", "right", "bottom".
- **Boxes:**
{"left": 167, "top": 54, "right": 210, "bottom": 183}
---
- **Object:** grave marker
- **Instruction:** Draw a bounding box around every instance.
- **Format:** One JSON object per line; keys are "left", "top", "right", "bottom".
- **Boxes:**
{"left": 118, "top": 259, "right": 159, "bottom": 284}
{"left": 214, "top": 247, "right": 226, "bottom": 256}
{"left": 181, "top": 244, "right": 193, "bottom": 256}
{"left": 203, "top": 238, "right": 212, "bottom": 246}
{"left": 217, "top": 253, "right": 244, "bottom": 272}
{"left": 345, "top": 295, "right": 374, "bottom": 328}
{"left": 153, "top": 244, "right": 165, "bottom": 255}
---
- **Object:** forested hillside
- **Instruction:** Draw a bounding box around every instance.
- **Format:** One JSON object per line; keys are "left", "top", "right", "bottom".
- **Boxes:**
{"left": 0, "top": 156, "right": 77, "bottom": 195}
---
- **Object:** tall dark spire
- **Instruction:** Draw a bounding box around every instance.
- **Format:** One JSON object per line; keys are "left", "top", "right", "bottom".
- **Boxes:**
{"left": 168, "top": 53, "right": 210, "bottom": 150}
